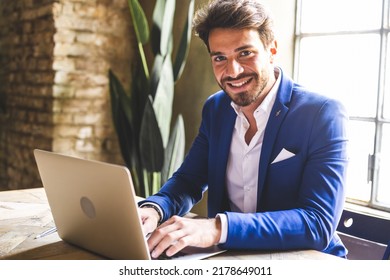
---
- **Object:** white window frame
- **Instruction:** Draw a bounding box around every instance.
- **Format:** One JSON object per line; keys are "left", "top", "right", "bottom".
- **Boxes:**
{"left": 294, "top": 0, "right": 390, "bottom": 212}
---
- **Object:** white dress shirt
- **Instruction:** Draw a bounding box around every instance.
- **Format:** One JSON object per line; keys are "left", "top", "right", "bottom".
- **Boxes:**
{"left": 218, "top": 67, "right": 281, "bottom": 243}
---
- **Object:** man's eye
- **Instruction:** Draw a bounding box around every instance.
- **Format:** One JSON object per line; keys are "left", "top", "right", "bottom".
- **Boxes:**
{"left": 214, "top": 56, "right": 226, "bottom": 62}
{"left": 240, "top": 50, "right": 252, "bottom": 56}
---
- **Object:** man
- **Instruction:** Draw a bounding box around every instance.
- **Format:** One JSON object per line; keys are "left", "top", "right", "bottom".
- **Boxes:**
{"left": 139, "top": 0, "right": 348, "bottom": 259}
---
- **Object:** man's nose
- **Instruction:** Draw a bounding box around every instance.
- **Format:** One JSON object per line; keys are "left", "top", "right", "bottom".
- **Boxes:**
{"left": 226, "top": 59, "right": 244, "bottom": 78}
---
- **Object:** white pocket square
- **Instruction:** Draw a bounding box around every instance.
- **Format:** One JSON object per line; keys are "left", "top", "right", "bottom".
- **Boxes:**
{"left": 271, "top": 148, "right": 295, "bottom": 164}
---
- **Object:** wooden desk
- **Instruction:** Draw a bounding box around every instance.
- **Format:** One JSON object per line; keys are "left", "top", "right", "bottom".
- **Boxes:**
{"left": 0, "top": 188, "right": 340, "bottom": 260}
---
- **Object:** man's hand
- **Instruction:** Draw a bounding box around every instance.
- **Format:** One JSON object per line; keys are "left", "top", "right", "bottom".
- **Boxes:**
{"left": 147, "top": 215, "right": 222, "bottom": 259}
{"left": 139, "top": 207, "right": 160, "bottom": 237}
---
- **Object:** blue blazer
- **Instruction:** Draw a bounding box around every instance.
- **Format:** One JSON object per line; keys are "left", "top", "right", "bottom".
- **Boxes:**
{"left": 144, "top": 69, "right": 349, "bottom": 257}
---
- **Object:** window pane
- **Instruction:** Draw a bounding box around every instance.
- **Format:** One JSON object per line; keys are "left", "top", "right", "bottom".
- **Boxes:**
{"left": 388, "top": 5, "right": 390, "bottom": 28}
{"left": 377, "top": 124, "right": 390, "bottom": 206}
{"left": 345, "top": 121, "right": 375, "bottom": 202}
{"left": 297, "top": 34, "right": 380, "bottom": 117}
{"left": 383, "top": 35, "right": 390, "bottom": 119}
{"left": 300, "top": 0, "right": 383, "bottom": 33}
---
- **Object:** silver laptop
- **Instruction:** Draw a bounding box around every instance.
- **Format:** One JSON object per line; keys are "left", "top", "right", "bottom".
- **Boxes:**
{"left": 33, "top": 149, "right": 225, "bottom": 260}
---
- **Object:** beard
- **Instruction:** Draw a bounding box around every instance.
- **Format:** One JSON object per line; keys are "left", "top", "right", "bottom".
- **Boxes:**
{"left": 219, "top": 70, "right": 270, "bottom": 107}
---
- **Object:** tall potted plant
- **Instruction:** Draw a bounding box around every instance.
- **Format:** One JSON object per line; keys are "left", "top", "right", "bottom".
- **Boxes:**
{"left": 109, "top": 0, "right": 194, "bottom": 197}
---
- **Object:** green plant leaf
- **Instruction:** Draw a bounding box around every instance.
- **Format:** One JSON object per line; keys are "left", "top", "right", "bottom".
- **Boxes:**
{"left": 152, "top": 55, "right": 174, "bottom": 147}
{"left": 109, "top": 71, "right": 131, "bottom": 166}
{"left": 149, "top": 54, "right": 164, "bottom": 99}
{"left": 140, "top": 96, "right": 165, "bottom": 172}
{"left": 116, "top": 106, "right": 145, "bottom": 196}
{"left": 130, "top": 64, "right": 149, "bottom": 136}
{"left": 173, "top": 0, "right": 194, "bottom": 81}
{"left": 150, "top": 0, "right": 165, "bottom": 55}
{"left": 128, "top": 0, "right": 149, "bottom": 44}
{"left": 152, "top": 172, "right": 162, "bottom": 197}
{"left": 160, "top": 0, "right": 176, "bottom": 56}
{"left": 109, "top": 70, "right": 132, "bottom": 124}
{"left": 128, "top": 0, "right": 150, "bottom": 80}
{"left": 109, "top": 70, "right": 145, "bottom": 196}
{"left": 161, "top": 114, "right": 185, "bottom": 183}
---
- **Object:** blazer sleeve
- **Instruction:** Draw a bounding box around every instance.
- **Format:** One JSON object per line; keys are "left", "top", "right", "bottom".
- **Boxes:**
{"left": 221, "top": 97, "right": 348, "bottom": 256}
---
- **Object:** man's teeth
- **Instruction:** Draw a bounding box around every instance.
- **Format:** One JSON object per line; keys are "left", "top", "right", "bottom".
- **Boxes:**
{"left": 230, "top": 79, "right": 250, "bottom": 87}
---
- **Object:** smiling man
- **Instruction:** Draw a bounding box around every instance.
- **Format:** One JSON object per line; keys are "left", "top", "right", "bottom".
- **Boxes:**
{"left": 139, "top": 0, "right": 349, "bottom": 259}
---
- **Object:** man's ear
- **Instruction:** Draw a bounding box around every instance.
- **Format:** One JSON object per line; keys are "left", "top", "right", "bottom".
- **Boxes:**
{"left": 270, "top": 40, "right": 278, "bottom": 55}
{"left": 269, "top": 40, "right": 278, "bottom": 63}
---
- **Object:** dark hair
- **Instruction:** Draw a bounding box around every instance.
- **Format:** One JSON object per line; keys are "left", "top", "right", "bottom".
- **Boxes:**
{"left": 193, "top": 0, "right": 274, "bottom": 51}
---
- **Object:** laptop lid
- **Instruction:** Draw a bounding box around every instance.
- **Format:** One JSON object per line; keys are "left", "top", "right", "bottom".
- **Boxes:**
{"left": 34, "top": 149, "right": 150, "bottom": 260}
{"left": 33, "top": 149, "right": 225, "bottom": 260}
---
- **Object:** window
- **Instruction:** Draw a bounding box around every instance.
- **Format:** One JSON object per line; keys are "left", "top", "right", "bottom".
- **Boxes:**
{"left": 294, "top": 0, "right": 390, "bottom": 211}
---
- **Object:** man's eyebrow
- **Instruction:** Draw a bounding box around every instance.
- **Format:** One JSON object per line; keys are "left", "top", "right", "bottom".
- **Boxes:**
{"left": 235, "top": 45, "right": 255, "bottom": 52}
{"left": 209, "top": 45, "right": 255, "bottom": 56}
{"left": 209, "top": 51, "right": 222, "bottom": 56}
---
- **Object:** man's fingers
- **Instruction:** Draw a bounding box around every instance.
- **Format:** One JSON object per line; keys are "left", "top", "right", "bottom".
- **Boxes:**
{"left": 147, "top": 216, "right": 221, "bottom": 258}
{"left": 164, "top": 236, "right": 190, "bottom": 257}
{"left": 150, "top": 228, "right": 187, "bottom": 258}
{"left": 148, "top": 217, "right": 188, "bottom": 258}
{"left": 139, "top": 207, "right": 160, "bottom": 236}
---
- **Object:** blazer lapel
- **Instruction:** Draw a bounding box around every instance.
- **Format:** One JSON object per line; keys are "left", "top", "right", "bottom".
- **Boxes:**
{"left": 217, "top": 110, "right": 236, "bottom": 212}
{"left": 208, "top": 98, "right": 236, "bottom": 215}
{"left": 257, "top": 71, "right": 294, "bottom": 209}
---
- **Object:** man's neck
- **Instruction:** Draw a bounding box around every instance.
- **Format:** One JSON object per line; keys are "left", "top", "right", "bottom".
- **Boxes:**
{"left": 241, "top": 67, "right": 278, "bottom": 145}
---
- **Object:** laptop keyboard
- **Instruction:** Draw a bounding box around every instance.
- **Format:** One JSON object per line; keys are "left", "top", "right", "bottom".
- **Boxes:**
{"left": 155, "top": 250, "right": 187, "bottom": 260}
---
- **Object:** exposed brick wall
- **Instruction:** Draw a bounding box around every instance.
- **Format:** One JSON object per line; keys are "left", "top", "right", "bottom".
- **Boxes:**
{"left": 0, "top": 0, "right": 137, "bottom": 189}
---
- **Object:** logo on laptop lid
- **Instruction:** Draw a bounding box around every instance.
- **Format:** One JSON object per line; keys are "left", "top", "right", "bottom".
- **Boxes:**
{"left": 80, "top": 196, "right": 96, "bottom": 219}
